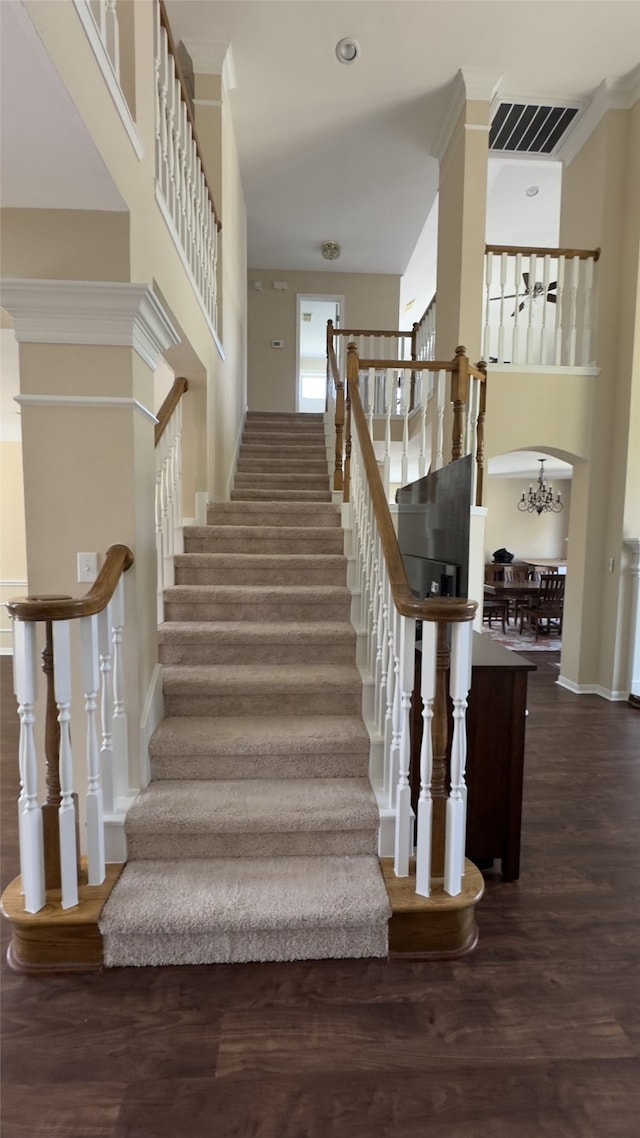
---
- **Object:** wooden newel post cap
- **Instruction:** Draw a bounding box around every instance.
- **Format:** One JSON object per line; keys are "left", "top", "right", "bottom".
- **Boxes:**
{"left": 25, "top": 594, "right": 73, "bottom": 603}
{"left": 454, "top": 345, "right": 467, "bottom": 357}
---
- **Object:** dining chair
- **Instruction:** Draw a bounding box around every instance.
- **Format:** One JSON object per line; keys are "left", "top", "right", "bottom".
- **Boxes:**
{"left": 519, "top": 574, "right": 565, "bottom": 641}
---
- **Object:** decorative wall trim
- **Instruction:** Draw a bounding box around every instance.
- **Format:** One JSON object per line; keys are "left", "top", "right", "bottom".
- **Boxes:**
{"left": 182, "top": 39, "right": 237, "bottom": 91}
{"left": 72, "top": 0, "right": 144, "bottom": 159}
{"left": 154, "top": 189, "right": 225, "bottom": 361}
{"left": 556, "top": 675, "right": 628, "bottom": 701}
{"left": 14, "top": 394, "right": 157, "bottom": 424}
{"left": 0, "top": 280, "right": 180, "bottom": 369}
{"left": 559, "top": 65, "right": 640, "bottom": 166}
{"left": 433, "top": 68, "right": 502, "bottom": 162}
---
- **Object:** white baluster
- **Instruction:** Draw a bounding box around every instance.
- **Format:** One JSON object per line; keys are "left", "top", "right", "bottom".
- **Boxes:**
{"left": 539, "top": 254, "right": 552, "bottom": 364}
{"left": 105, "top": 0, "right": 120, "bottom": 81}
{"left": 377, "top": 581, "right": 389, "bottom": 737}
{"left": 497, "top": 252, "right": 508, "bottom": 364}
{"left": 554, "top": 255, "right": 566, "bottom": 365}
{"left": 512, "top": 252, "right": 522, "bottom": 363}
{"left": 383, "top": 370, "right": 392, "bottom": 498}
{"left": 155, "top": 455, "right": 165, "bottom": 624}
{"left": 98, "top": 602, "right": 115, "bottom": 814}
{"left": 418, "top": 394, "right": 427, "bottom": 479}
{"left": 483, "top": 251, "right": 493, "bottom": 363}
{"left": 52, "top": 621, "right": 79, "bottom": 910}
{"left": 393, "top": 615, "right": 415, "bottom": 877}
{"left": 388, "top": 625, "right": 401, "bottom": 812}
{"left": 435, "top": 370, "right": 445, "bottom": 470}
{"left": 415, "top": 620, "right": 437, "bottom": 897}
{"left": 401, "top": 375, "right": 409, "bottom": 487}
{"left": 384, "top": 588, "right": 396, "bottom": 803}
{"left": 80, "top": 614, "right": 105, "bottom": 886}
{"left": 444, "top": 620, "right": 473, "bottom": 897}
{"left": 14, "top": 620, "right": 45, "bottom": 913}
{"left": 582, "top": 255, "right": 595, "bottom": 366}
{"left": 568, "top": 256, "right": 580, "bottom": 366}
{"left": 111, "top": 577, "right": 128, "bottom": 804}
{"left": 525, "top": 254, "right": 537, "bottom": 364}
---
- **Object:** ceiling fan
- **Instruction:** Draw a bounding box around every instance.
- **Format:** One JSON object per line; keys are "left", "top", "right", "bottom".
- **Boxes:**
{"left": 491, "top": 273, "right": 557, "bottom": 315}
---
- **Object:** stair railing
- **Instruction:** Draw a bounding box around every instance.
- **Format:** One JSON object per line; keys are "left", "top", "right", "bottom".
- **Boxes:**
{"left": 6, "top": 546, "right": 134, "bottom": 913}
{"left": 155, "top": 376, "right": 189, "bottom": 622}
{"left": 340, "top": 343, "right": 487, "bottom": 508}
{"left": 483, "top": 244, "right": 600, "bottom": 367}
{"left": 346, "top": 345, "right": 477, "bottom": 897}
{"left": 413, "top": 293, "right": 437, "bottom": 362}
{"left": 154, "top": 0, "right": 221, "bottom": 337}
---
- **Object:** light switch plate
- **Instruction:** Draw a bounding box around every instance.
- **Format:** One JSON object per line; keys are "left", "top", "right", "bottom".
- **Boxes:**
{"left": 77, "top": 552, "right": 98, "bottom": 583}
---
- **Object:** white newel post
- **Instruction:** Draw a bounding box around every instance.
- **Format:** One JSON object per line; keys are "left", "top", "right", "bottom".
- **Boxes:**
{"left": 444, "top": 619, "right": 473, "bottom": 896}
{"left": 98, "top": 602, "right": 115, "bottom": 815}
{"left": 52, "top": 621, "right": 79, "bottom": 910}
{"left": 80, "top": 614, "right": 106, "bottom": 886}
{"left": 111, "top": 577, "right": 129, "bottom": 804}
{"left": 14, "top": 619, "right": 45, "bottom": 914}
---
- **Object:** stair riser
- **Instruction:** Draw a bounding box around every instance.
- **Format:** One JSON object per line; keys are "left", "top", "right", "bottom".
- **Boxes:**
{"left": 242, "top": 433, "right": 327, "bottom": 445}
{"left": 127, "top": 829, "right": 377, "bottom": 860}
{"left": 174, "top": 566, "right": 344, "bottom": 586}
{"left": 149, "top": 752, "right": 370, "bottom": 780}
{"left": 185, "top": 534, "right": 344, "bottom": 555}
{"left": 230, "top": 489, "right": 331, "bottom": 502}
{"left": 234, "top": 473, "right": 330, "bottom": 486}
{"left": 206, "top": 508, "right": 339, "bottom": 529}
{"left": 238, "top": 445, "right": 328, "bottom": 458}
{"left": 164, "top": 688, "right": 362, "bottom": 717}
{"left": 164, "top": 597, "right": 350, "bottom": 622}
{"left": 236, "top": 459, "right": 329, "bottom": 473}
{"left": 158, "top": 640, "right": 356, "bottom": 665}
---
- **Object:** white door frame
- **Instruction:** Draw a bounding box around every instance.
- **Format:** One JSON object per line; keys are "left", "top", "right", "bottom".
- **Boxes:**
{"left": 295, "top": 293, "right": 345, "bottom": 413}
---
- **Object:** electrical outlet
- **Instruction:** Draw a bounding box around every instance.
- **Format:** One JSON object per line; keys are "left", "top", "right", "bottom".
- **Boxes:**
{"left": 77, "top": 552, "right": 98, "bottom": 583}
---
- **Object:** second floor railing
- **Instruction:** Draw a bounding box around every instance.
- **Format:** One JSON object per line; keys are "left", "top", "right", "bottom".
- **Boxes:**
{"left": 483, "top": 244, "right": 600, "bottom": 368}
{"left": 154, "top": 0, "right": 221, "bottom": 338}
{"left": 6, "top": 546, "right": 134, "bottom": 913}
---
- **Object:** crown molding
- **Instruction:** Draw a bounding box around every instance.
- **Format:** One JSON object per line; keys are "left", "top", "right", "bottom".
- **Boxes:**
{"left": 15, "top": 394, "right": 157, "bottom": 423}
{"left": 558, "top": 65, "right": 640, "bottom": 167}
{"left": 0, "top": 280, "right": 180, "bottom": 369}
{"left": 182, "top": 39, "right": 237, "bottom": 93}
{"left": 433, "top": 68, "right": 502, "bottom": 163}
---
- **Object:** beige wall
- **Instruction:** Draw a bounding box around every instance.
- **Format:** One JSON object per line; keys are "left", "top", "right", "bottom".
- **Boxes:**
{"left": 247, "top": 269, "right": 400, "bottom": 411}
{"left": 0, "top": 441, "right": 27, "bottom": 653}
{"left": 0, "top": 209, "right": 130, "bottom": 280}
{"left": 484, "top": 477, "right": 571, "bottom": 565}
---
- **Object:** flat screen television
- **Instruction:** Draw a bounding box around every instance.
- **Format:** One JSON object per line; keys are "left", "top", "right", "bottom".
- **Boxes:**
{"left": 396, "top": 454, "right": 472, "bottom": 599}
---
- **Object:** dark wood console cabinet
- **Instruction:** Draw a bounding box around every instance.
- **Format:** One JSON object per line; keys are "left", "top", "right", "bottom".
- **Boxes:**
{"left": 411, "top": 632, "right": 535, "bottom": 881}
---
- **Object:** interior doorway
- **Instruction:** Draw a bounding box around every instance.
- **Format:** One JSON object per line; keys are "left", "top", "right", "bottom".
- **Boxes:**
{"left": 296, "top": 294, "right": 343, "bottom": 413}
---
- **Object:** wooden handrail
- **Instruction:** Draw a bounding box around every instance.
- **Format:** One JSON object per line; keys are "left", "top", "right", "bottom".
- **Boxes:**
{"left": 158, "top": 0, "right": 222, "bottom": 232}
{"left": 7, "top": 545, "right": 134, "bottom": 623}
{"left": 358, "top": 357, "right": 456, "bottom": 373}
{"left": 331, "top": 327, "right": 415, "bottom": 339}
{"left": 327, "top": 323, "right": 345, "bottom": 492}
{"left": 155, "top": 376, "right": 189, "bottom": 446}
{"left": 347, "top": 343, "right": 476, "bottom": 627}
{"left": 485, "top": 243, "right": 600, "bottom": 262}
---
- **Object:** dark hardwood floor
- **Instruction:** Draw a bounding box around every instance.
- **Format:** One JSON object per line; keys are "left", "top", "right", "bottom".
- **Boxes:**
{"left": 1, "top": 652, "right": 639, "bottom": 1137}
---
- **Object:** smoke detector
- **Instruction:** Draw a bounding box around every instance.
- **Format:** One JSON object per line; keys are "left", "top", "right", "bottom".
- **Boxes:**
{"left": 321, "top": 241, "right": 341, "bottom": 261}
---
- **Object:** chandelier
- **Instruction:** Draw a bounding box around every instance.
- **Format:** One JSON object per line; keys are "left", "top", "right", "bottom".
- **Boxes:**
{"left": 517, "top": 458, "right": 563, "bottom": 515}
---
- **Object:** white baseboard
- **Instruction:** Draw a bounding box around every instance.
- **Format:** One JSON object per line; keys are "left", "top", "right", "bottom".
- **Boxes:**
{"left": 104, "top": 794, "right": 138, "bottom": 863}
{"left": 556, "top": 675, "right": 629, "bottom": 701}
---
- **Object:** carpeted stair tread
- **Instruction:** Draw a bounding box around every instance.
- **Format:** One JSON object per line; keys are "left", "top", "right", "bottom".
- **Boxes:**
{"left": 150, "top": 714, "right": 370, "bottom": 759}
{"left": 99, "top": 855, "right": 390, "bottom": 965}
{"left": 162, "top": 663, "right": 362, "bottom": 717}
{"left": 174, "top": 553, "right": 346, "bottom": 586}
{"left": 234, "top": 472, "right": 330, "bottom": 486}
{"left": 230, "top": 488, "right": 331, "bottom": 501}
{"left": 158, "top": 620, "right": 356, "bottom": 664}
{"left": 184, "top": 525, "right": 345, "bottom": 554}
{"left": 236, "top": 458, "right": 329, "bottom": 472}
{"left": 207, "top": 501, "right": 340, "bottom": 527}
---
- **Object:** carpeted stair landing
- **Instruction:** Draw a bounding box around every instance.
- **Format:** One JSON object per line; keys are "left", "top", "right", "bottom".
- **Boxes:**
{"left": 100, "top": 411, "right": 390, "bottom": 965}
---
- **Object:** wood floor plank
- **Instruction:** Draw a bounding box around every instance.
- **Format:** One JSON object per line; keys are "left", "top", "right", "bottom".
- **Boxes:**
{"left": 2, "top": 653, "right": 640, "bottom": 1137}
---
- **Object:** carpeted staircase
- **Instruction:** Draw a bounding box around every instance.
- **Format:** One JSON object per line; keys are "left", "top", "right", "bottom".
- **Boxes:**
{"left": 100, "top": 411, "right": 390, "bottom": 966}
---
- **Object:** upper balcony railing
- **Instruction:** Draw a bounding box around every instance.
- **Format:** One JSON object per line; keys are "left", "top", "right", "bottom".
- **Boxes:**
{"left": 483, "top": 244, "right": 600, "bottom": 368}
{"left": 154, "top": 1, "right": 222, "bottom": 339}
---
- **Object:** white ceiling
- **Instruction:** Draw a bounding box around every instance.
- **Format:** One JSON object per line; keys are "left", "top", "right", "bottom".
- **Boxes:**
{"left": 166, "top": 0, "right": 640, "bottom": 274}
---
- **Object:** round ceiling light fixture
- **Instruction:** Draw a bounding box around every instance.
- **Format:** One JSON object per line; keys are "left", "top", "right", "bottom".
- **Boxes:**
{"left": 321, "top": 241, "right": 341, "bottom": 261}
{"left": 335, "top": 37, "right": 360, "bottom": 65}
{"left": 525, "top": 185, "right": 540, "bottom": 197}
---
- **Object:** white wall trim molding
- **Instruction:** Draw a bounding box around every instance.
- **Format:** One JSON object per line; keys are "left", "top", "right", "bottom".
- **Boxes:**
{"left": 72, "top": 0, "right": 144, "bottom": 159}
{"left": 559, "top": 65, "right": 640, "bottom": 167}
{"left": 489, "top": 364, "right": 601, "bottom": 377}
{"left": 1, "top": 579, "right": 28, "bottom": 588}
{"left": 14, "top": 394, "right": 157, "bottom": 424}
{"left": 194, "top": 98, "right": 223, "bottom": 109}
{"left": 556, "top": 675, "right": 628, "bottom": 701}
{"left": 154, "top": 190, "right": 226, "bottom": 362}
{"left": 0, "top": 280, "right": 180, "bottom": 369}
{"left": 182, "top": 39, "right": 237, "bottom": 92}
{"left": 434, "top": 68, "right": 502, "bottom": 163}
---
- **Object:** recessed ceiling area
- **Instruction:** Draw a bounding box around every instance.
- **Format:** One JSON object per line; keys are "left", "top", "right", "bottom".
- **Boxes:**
{"left": 166, "top": 0, "right": 640, "bottom": 274}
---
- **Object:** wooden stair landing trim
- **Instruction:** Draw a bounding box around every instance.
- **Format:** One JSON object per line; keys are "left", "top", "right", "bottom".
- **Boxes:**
{"left": 381, "top": 857, "right": 484, "bottom": 960}
{"left": 1, "top": 859, "right": 123, "bottom": 973}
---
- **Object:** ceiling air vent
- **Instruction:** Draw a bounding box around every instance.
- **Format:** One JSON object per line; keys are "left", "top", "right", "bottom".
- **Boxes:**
{"left": 490, "top": 102, "right": 580, "bottom": 156}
